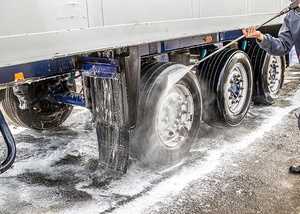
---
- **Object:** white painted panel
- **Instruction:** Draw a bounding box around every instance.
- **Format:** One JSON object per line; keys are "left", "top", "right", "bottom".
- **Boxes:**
{"left": 0, "top": 0, "right": 286, "bottom": 68}
{"left": 0, "top": 13, "right": 283, "bottom": 68}
{"left": 0, "top": 0, "right": 88, "bottom": 36}
{"left": 192, "top": 0, "right": 200, "bottom": 18}
{"left": 252, "top": 0, "right": 281, "bottom": 14}
{"left": 247, "top": 0, "right": 253, "bottom": 14}
{"left": 199, "top": 0, "right": 248, "bottom": 17}
{"left": 282, "top": 0, "right": 290, "bottom": 9}
{"left": 102, "top": 0, "right": 191, "bottom": 25}
{"left": 86, "top": 0, "right": 103, "bottom": 27}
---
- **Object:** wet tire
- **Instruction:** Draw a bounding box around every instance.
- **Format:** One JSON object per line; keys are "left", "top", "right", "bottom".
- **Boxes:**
{"left": 131, "top": 63, "right": 202, "bottom": 166}
{"left": 198, "top": 49, "right": 253, "bottom": 127}
{"left": 0, "top": 89, "right": 5, "bottom": 102}
{"left": 2, "top": 78, "right": 74, "bottom": 130}
{"left": 246, "top": 41, "right": 285, "bottom": 105}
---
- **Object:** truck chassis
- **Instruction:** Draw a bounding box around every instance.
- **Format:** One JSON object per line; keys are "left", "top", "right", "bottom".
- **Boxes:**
{"left": 0, "top": 0, "right": 288, "bottom": 174}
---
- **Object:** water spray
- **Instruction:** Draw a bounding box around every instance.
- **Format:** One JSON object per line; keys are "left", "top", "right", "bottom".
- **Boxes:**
{"left": 188, "top": 0, "right": 300, "bottom": 70}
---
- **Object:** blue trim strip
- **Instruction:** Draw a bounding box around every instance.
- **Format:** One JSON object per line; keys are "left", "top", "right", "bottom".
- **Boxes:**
{"left": 219, "top": 30, "right": 243, "bottom": 41}
{"left": 0, "top": 57, "right": 74, "bottom": 84}
{"left": 161, "top": 41, "right": 165, "bottom": 53}
{"left": 140, "top": 29, "right": 249, "bottom": 57}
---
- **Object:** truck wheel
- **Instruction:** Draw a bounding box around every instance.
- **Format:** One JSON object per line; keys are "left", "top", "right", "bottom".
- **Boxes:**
{"left": 198, "top": 49, "right": 253, "bottom": 127}
{"left": 2, "top": 78, "right": 73, "bottom": 130}
{"left": 131, "top": 63, "right": 202, "bottom": 166}
{"left": 246, "top": 42, "right": 285, "bottom": 105}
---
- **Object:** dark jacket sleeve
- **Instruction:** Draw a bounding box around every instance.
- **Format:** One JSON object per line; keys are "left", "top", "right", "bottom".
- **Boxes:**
{"left": 257, "top": 14, "right": 294, "bottom": 56}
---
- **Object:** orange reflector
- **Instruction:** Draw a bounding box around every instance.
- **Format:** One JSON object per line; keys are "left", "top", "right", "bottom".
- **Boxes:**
{"left": 205, "top": 36, "right": 213, "bottom": 42}
{"left": 15, "top": 72, "right": 24, "bottom": 81}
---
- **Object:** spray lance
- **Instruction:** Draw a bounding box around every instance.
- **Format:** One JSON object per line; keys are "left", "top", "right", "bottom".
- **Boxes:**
{"left": 189, "top": 0, "right": 300, "bottom": 70}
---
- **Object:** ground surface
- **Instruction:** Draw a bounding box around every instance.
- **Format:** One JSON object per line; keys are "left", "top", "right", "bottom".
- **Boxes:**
{"left": 1, "top": 64, "right": 300, "bottom": 214}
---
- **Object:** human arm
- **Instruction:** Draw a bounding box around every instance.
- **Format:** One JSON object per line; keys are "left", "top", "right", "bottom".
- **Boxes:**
{"left": 242, "top": 15, "right": 294, "bottom": 56}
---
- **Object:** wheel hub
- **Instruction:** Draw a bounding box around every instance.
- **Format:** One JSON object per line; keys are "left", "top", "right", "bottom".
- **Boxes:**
{"left": 226, "top": 63, "right": 248, "bottom": 114}
{"left": 267, "top": 56, "right": 282, "bottom": 93}
{"left": 156, "top": 84, "right": 194, "bottom": 148}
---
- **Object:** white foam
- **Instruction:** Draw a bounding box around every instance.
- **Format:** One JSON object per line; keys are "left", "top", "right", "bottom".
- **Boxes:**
{"left": 95, "top": 89, "right": 300, "bottom": 213}
{"left": 5, "top": 86, "right": 300, "bottom": 214}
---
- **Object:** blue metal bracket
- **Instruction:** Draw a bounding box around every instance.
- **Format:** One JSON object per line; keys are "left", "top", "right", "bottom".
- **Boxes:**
{"left": 80, "top": 57, "right": 119, "bottom": 79}
{"left": 39, "top": 57, "right": 119, "bottom": 107}
{"left": 40, "top": 76, "right": 86, "bottom": 107}
{"left": 53, "top": 92, "right": 85, "bottom": 107}
{"left": 0, "top": 110, "right": 16, "bottom": 174}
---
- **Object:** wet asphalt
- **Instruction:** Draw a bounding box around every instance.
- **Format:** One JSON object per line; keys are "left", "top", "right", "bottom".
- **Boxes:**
{"left": 1, "top": 64, "right": 300, "bottom": 214}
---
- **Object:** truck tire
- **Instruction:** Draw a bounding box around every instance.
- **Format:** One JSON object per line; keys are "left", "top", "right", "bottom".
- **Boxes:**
{"left": 198, "top": 49, "right": 253, "bottom": 127}
{"left": 0, "top": 89, "right": 5, "bottom": 102}
{"left": 2, "top": 78, "right": 74, "bottom": 130}
{"left": 246, "top": 41, "right": 285, "bottom": 105}
{"left": 131, "top": 63, "right": 202, "bottom": 167}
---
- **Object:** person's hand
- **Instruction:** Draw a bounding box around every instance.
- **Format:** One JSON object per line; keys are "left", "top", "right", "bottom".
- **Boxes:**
{"left": 242, "top": 27, "right": 264, "bottom": 41}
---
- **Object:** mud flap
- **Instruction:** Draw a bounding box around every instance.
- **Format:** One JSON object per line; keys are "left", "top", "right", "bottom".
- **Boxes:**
{"left": 83, "top": 74, "right": 129, "bottom": 173}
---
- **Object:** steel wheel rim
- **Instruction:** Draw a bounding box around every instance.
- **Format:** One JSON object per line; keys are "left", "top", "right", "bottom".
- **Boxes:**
{"left": 156, "top": 84, "right": 194, "bottom": 148}
{"left": 267, "top": 55, "right": 282, "bottom": 94}
{"left": 225, "top": 63, "right": 248, "bottom": 114}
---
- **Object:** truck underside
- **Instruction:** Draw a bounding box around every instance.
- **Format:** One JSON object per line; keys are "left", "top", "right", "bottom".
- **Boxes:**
{"left": 0, "top": 22, "right": 287, "bottom": 174}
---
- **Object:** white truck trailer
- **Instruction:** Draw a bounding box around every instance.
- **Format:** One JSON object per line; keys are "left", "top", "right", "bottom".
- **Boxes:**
{"left": 0, "top": 0, "right": 289, "bottom": 174}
